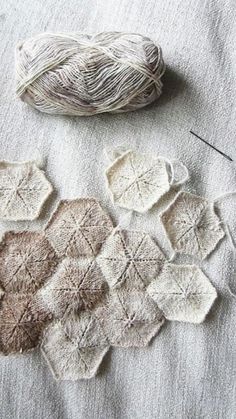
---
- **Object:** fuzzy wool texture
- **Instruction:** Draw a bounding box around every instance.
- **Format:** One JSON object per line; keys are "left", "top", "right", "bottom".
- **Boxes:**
{"left": 39, "top": 258, "right": 108, "bottom": 318}
{"left": 38, "top": 198, "right": 167, "bottom": 379}
{"left": 0, "top": 196, "right": 219, "bottom": 381}
{"left": 41, "top": 313, "right": 110, "bottom": 380}
{"left": 38, "top": 197, "right": 218, "bottom": 378}
{"left": 15, "top": 32, "right": 165, "bottom": 116}
{"left": 161, "top": 191, "right": 225, "bottom": 260}
{"left": 0, "top": 197, "right": 170, "bottom": 379}
{"left": 96, "top": 290, "right": 165, "bottom": 347}
{"left": 0, "top": 231, "right": 57, "bottom": 355}
{"left": 147, "top": 264, "right": 217, "bottom": 323}
{"left": 45, "top": 198, "right": 113, "bottom": 258}
{"left": 0, "top": 293, "right": 52, "bottom": 355}
{"left": 98, "top": 229, "right": 165, "bottom": 290}
{"left": 0, "top": 231, "right": 58, "bottom": 294}
{"left": 0, "top": 161, "right": 53, "bottom": 221}
{"left": 106, "top": 150, "right": 171, "bottom": 212}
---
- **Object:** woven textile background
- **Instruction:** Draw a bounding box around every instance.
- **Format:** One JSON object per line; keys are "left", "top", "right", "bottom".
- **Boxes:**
{"left": 0, "top": 0, "right": 236, "bottom": 418}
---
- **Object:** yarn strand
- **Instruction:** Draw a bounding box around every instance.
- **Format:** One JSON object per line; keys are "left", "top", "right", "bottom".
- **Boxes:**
{"left": 15, "top": 32, "right": 165, "bottom": 116}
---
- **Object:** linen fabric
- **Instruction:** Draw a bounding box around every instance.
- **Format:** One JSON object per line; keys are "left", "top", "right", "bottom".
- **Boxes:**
{"left": 0, "top": 0, "right": 235, "bottom": 418}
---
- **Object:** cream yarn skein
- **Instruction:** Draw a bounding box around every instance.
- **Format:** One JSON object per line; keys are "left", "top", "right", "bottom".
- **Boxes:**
{"left": 15, "top": 32, "right": 165, "bottom": 116}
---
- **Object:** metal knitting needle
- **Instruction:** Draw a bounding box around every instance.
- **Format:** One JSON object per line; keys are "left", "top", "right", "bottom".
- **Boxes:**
{"left": 190, "top": 130, "right": 233, "bottom": 162}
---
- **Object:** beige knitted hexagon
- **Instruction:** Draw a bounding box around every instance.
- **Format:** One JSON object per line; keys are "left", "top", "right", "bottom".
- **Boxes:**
{"left": 97, "top": 290, "right": 165, "bottom": 347}
{"left": 147, "top": 264, "right": 217, "bottom": 323}
{"left": 161, "top": 191, "right": 225, "bottom": 259}
{"left": 106, "top": 150, "right": 170, "bottom": 212}
{"left": 0, "top": 191, "right": 221, "bottom": 376}
{"left": 45, "top": 198, "right": 113, "bottom": 258}
{"left": 0, "top": 231, "right": 58, "bottom": 294}
{"left": 39, "top": 258, "right": 108, "bottom": 318}
{"left": 41, "top": 312, "right": 110, "bottom": 380}
{"left": 0, "top": 161, "right": 53, "bottom": 220}
{"left": 98, "top": 229, "right": 165, "bottom": 290}
{"left": 0, "top": 293, "right": 52, "bottom": 355}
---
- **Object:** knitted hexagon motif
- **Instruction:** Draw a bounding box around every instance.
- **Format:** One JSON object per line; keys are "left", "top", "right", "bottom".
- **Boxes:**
{"left": 97, "top": 229, "right": 165, "bottom": 290}
{"left": 97, "top": 290, "right": 165, "bottom": 347}
{"left": 45, "top": 198, "right": 113, "bottom": 258}
{"left": 0, "top": 293, "right": 52, "bottom": 355}
{"left": 0, "top": 161, "right": 53, "bottom": 221}
{"left": 0, "top": 231, "right": 58, "bottom": 294}
{"left": 41, "top": 312, "right": 110, "bottom": 380}
{"left": 106, "top": 150, "right": 170, "bottom": 212}
{"left": 147, "top": 264, "right": 217, "bottom": 323}
{"left": 161, "top": 191, "right": 225, "bottom": 259}
{"left": 39, "top": 258, "right": 108, "bottom": 318}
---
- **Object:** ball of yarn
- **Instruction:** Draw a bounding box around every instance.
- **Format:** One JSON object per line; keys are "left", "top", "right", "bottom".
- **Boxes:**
{"left": 15, "top": 32, "right": 165, "bottom": 116}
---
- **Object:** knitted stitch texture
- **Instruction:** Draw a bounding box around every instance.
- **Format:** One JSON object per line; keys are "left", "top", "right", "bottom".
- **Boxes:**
{"left": 41, "top": 312, "right": 110, "bottom": 380}
{"left": 98, "top": 229, "right": 165, "bottom": 290}
{"left": 0, "top": 197, "right": 219, "bottom": 379}
{"left": 147, "top": 264, "right": 217, "bottom": 323}
{"left": 45, "top": 198, "right": 113, "bottom": 258}
{"left": 96, "top": 290, "right": 165, "bottom": 347}
{"left": 161, "top": 191, "right": 225, "bottom": 259}
{"left": 0, "top": 161, "right": 53, "bottom": 221}
{"left": 106, "top": 150, "right": 171, "bottom": 212}
{"left": 0, "top": 231, "right": 58, "bottom": 354}
{"left": 0, "top": 231, "right": 58, "bottom": 293}
{"left": 0, "top": 293, "right": 52, "bottom": 354}
{"left": 39, "top": 258, "right": 108, "bottom": 318}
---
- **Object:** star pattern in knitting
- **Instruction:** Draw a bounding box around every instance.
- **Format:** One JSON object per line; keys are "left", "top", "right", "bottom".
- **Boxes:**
{"left": 147, "top": 264, "right": 217, "bottom": 323}
{"left": 0, "top": 161, "right": 53, "bottom": 221}
{"left": 45, "top": 198, "right": 113, "bottom": 258}
{"left": 39, "top": 258, "right": 108, "bottom": 318}
{"left": 97, "top": 290, "right": 165, "bottom": 347}
{"left": 0, "top": 192, "right": 221, "bottom": 380}
{"left": 0, "top": 293, "right": 51, "bottom": 355}
{"left": 161, "top": 191, "right": 225, "bottom": 259}
{"left": 41, "top": 312, "right": 110, "bottom": 380}
{"left": 106, "top": 150, "right": 170, "bottom": 212}
{"left": 0, "top": 231, "right": 58, "bottom": 294}
{"left": 98, "top": 229, "right": 165, "bottom": 290}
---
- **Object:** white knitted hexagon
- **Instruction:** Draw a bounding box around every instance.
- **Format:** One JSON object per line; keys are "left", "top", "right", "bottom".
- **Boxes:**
{"left": 97, "top": 290, "right": 165, "bottom": 347}
{"left": 161, "top": 191, "right": 225, "bottom": 259}
{"left": 41, "top": 312, "right": 110, "bottom": 380}
{"left": 45, "top": 198, "right": 113, "bottom": 258}
{"left": 0, "top": 161, "right": 53, "bottom": 220}
{"left": 98, "top": 229, "right": 165, "bottom": 290}
{"left": 147, "top": 264, "right": 217, "bottom": 323}
{"left": 106, "top": 150, "right": 170, "bottom": 212}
